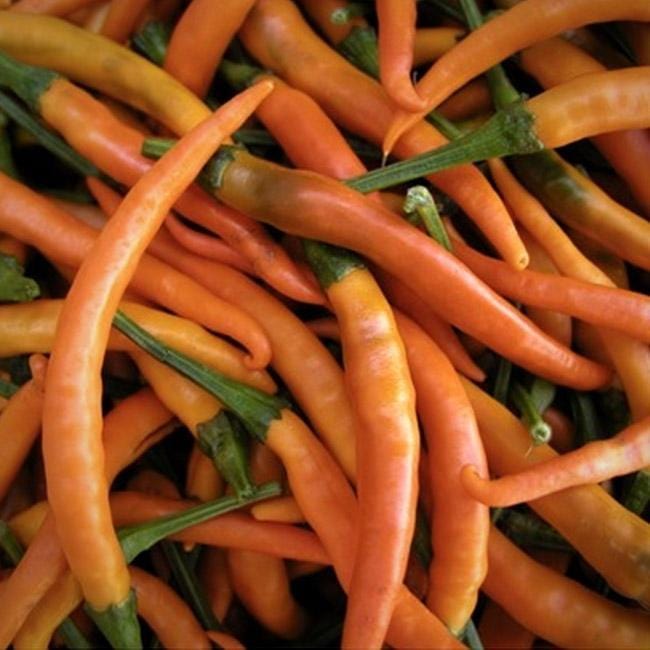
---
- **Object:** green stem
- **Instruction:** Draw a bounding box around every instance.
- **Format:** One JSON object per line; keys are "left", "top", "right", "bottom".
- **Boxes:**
{"left": 528, "top": 377, "right": 555, "bottom": 414}
{"left": 113, "top": 310, "right": 288, "bottom": 442}
{"left": 347, "top": 101, "right": 542, "bottom": 193}
{"left": 118, "top": 481, "right": 282, "bottom": 563}
{"left": 56, "top": 618, "right": 93, "bottom": 650}
{"left": 132, "top": 21, "right": 170, "bottom": 66}
{"left": 0, "top": 519, "right": 23, "bottom": 565}
{"left": 510, "top": 382, "right": 551, "bottom": 446}
{"left": 411, "top": 507, "right": 433, "bottom": 568}
{"left": 85, "top": 590, "right": 142, "bottom": 650}
{"left": 198, "top": 411, "right": 257, "bottom": 500}
{"left": 425, "top": 111, "right": 463, "bottom": 140}
{"left": 0, "top": 119, "right": 17, "bottom": 178}
{"left": 0, "top": 376, "right": 19, "bottom": 399}
{"left": 0, "top": 51, "right": 58, "bottom": 112}
{"left": 337, "top": 26, "right": 380, "bottom": 79}
{"left": 462, "top": 619, "right": 484, "bottom": 650}
{"left": 302, "top": 239, "right": 365, "bottom": 289}
{"left": 0, "top": 90, "right": 102, "bottom": 179}
{"left": 492, "top": 357, "right": 512, "bottom": 405}
{"left": 0, "top": 252, "right": 40, "bottom": 303}
{"left": 499, "top": 509, "right": 571, "bottom": 551}
{"left": 622, "top": 469, "right": 650, "bottom": 516}
{"left": 403, "top": 186, "right": 451, "bottom": 251}
{"left": 219, "top": 59, "right": 264, "bottom": 91}
{"left": 161, "top": 542, "right": 224, "bottom": 631}
{"left": 570, "top": 392, "right": 601, "bottom": 445}
{"left": 232, "top": 128, "right": 278, "bottom": 148}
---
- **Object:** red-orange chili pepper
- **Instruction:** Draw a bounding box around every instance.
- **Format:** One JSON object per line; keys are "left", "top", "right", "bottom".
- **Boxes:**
{"left": 394, "top": 312, "right": 489, "bottom": 635}
{"left": 199, "top": 548, "right": 233, "bottom": 623}
{"left": 41, "top": 82, "right": 272, "bottom": 640}
{"left": 164, "top": 0, "right": 256, "bottom": 98}
{"left": 376, "top": 0, "right": 426, "bottom": 111}
{"left": 0, "top": 388, "right": 173, "bottom": 647}
{"left": 206, "top": 630, "right": 245, "bottom": 650}
{"left": 8, "top": 0, "right": 98, "bottom": 15}
{"left": 412, "top": 27, "right": 466, "bottom": 66}
{"left": 462, "top": 378, "right": 650, "bottom": 605}
{"left": 186, "top": 442, "right": 224, "bottom": 502}
{"left": 239, "top": 0, "right": 529, "bottom": 270}
{"left": 461, "top": 414, "right": 650, "bottom": 507}
{"left": 543, "top": 406, "right": 575, "bottom": 454}
{"left": 484, "top": 527, "right": 650, "bottom": 648}
{"left": 100, "top": 0, "right": 150, "bottom": 42}
{"left": 129, "top": 566, "right": 211, "bottom": 650}
{"left": 163, "top": 213, "right": 254, "bottom": 275}
{"left": 215, "top": 148, "right": 610, "bottom": 390}
{"left": 450, "top": 236, "right": 650, "bottom": 344}
{"left": 384, "top": 0, "right": 650, "bottom": 153}
{"left": 298, "top": 0, "right": 366, "bottom": 45}
{"left": 519, "top": 37, "right": 650, "bottom": 215}
{"left": 0, "top": 355, "right": 47, "bottom": 504}
{"left": 305, "top": 242, "right": 419, "bottom": 650}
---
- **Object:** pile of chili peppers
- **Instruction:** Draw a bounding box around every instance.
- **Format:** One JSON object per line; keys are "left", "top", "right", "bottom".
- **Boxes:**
{"left": 0, "top": 0, "right": 649, "bottom": 648}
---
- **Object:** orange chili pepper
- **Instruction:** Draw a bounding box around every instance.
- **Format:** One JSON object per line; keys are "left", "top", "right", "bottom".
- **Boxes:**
{"left": 8, "top": 0, "right": 99, "bottom": 15}
{"left": 250, "top": 496, "right": 305, "bottom": 524}
{"left": 461, "top": 414, "right": 650, "bottom": 507}
{"left": 412, "top": 27, "right": 465, "bottom": 66}
{"left": 163, "top": 214, "right": 254, "bottom": 275}
{"left": 41, "top": 82, "right": 272, "bottom": 635}
{"left": 240, "top": 0, "right": 529, "bottom": 270}
{"left": 305, "top": 242, "right": 420, "bottom": 650}
{"left": 484, "top": 527, "right": 650, "bottom": 648}
{"left": 186, "top": 443, "right": 224, "bottom": 502}
{"left": 206, "top": 630, "right": 245, "bottom": 650}
{"left": 129, "top": 566, "right": 211, "bottom": 650}
{"left": 376, "top": 0, "right": 426, "bottom": 111}
{"left": 384, "top": 0, "right": 650, "bottom": 153}
{"left": 0, "top": 355, "right": 47, "bottom": 504}
{"left": 462, "top": 379, "right": 650, "bottom": 605}
{"left": 0, "top": 388, "right": 173, "bottom": 647}
{"left": 394, "top": 312, "right": 489, "bottom": 635}
{"left": 520, "top": 36, "right": 650, "bottom": 215}
{"left": 164, "top": 0, "right": 256, "bottom": 98}
{"left": 0, "top": 175, "right": 272, "bottom": 368}
{"left": 100, "top": 0, "right": 150, "bottom": 42}
{"left": 199, "top": 548, "right": 233, "bottom": 623}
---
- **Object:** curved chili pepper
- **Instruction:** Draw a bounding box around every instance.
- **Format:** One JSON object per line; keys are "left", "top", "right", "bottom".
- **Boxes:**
{"left": 11, "top": 66, "right": 317, "bottom": 305}
{"left": 0, "top": 174, "right": 273, "bottom": 367}
{"left": 100, "top": 0, "right": 151, "bottom": 42}
{"left": 376, "top": 0, "right": 426, "bottom": 111}
{"left": 462, "top": 378, "right": 650, "bottom": 605}
{"left": 187, "top": 443, "right": 224, "bottom": 502}
{"left": 215, "top": 148, "right": 610, "bottom": 389}
{"left": 0, "top": 355, "right": 46, "bottom": 503}
{"left": 305, "top": 242, "right": 419, "bottom": 650}
{"left": 250, "top": 496, "right": 305, "bottom": 524}
{"left": 8, "top": 0, "right": 99, "bottom": 15}
{"left": 462, "top": 414, "right": 650, "bottom": 507}
{"left": 199, "top": 548, "right": 233, "bottom": 622}
{"left": 240, "top": 0, "right": 529, "bottom": 270}
{"left": 164, "top": 0, "right": 256, "bottom": 98}
{"left": 520, "top": 37, "right": 650, "bottom": 215}
{"left": 41, "top": 82, "right": 272, "bottom": 643}
{"left": 413, "top": 27, "right": 465, "bottom": 66}
{"left": 484, "top": 527, "right": 650, "bottom": 648}
{"left": 130, "top": 566, "right": 211, "bottom": 649}
{"left": 163, "top": 214, "right": 254, "bottom": 275}
{"left": 0, "top": 387, "right": 173, "bottom": 648}
{"left": 488, "top": 156, "right": 650, "bottom": 420}
{"left": 0, "top": 300, "right": 274, "bottom": 392}
{"left": 394, "top": 312, "right": 489, "bottom": 635}
{"left": 384, "top": 0, "right": 650, "bottom": 153}
{"left": 450, "top": 237, "right": 650, "bottom": 344}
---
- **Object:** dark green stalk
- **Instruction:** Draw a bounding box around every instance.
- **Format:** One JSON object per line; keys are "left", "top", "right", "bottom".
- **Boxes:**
{"left": 219, "top": 59, "right": 264, "bottom": 91}
{"left": 347, "top": 102, "right": 542, "bottom": 193}
{"left": 411, "top": 507, "right": 432, "bottom": 568}
{"left": 113, "top": 310, "right": 288, "bottom": 442}
{"left": 0, "top": 252, "right": 40, "bottom": 302}
{"left": 132, "top": 21, "right": 171, "bottom": 66}
{"left": 302, "top": 239, "right": 365, "bottom": 289}
{"left": 492, "top": 357, "right": 512, "bottom": 405}
{"left": 56, "top": 618, "right": 93, "bottom": 649}
{"left": 0, "top": 520, "right": 23, "bottom": 565}
{"left": 403, "top": 186, "right": 451, "bottom": 251}
{"left": 198, "top": 411, "right": 256, "bottom": 500}
{"left": 0, "top": 90, "right": 102, "bottom": 179}
{"left": 622, "top": 469, "right": 650, "bottom": 516}
{"left": 232, "top": 128, "right": 278, "bottom": 148}
{"left": 118, "top": 481, "right": 282, "bottom": 563}
{"left": 85, "top": 591, "right": 142, "bottom": 650}
{"left": 160, "top": 542, "right": 223, "bottom": 631}
{"left": 499, "top": 510, "right": 571, "bottom": 551}
{"left": 462, "top": 619, "right": 484, "bottom": 650}
{"left": 528, "top": 377, "right": 555, "bottom": 414}
{"left": 337, "top": 26, "right": 380, "bottom": 79}
{"left": 570, "top": 392, "right": 601, "bottom": 445}
{"left": 0, "top": 114, "right": 17, "bottom": 178}
{"left": 510, "top": 382, "right": 551, "bottom": 446}
{"left": 425, "top": 110, "right": 463, "bottom": 140}
{"left": 0, "top": 376, "right": 19, "bottom": 399}
{"left": 0, "top": 51, "right": 58, "bottom": 112}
